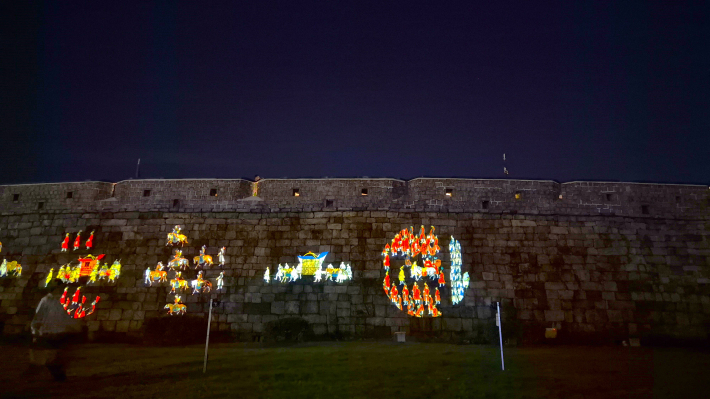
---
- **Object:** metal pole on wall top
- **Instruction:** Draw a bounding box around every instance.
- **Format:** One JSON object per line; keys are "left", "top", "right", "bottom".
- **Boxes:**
{"left": 203, "top": 298, "right": 213, "bottom": 373}
{"left": 497, "top": 301, "right": 505, "bottom": 371}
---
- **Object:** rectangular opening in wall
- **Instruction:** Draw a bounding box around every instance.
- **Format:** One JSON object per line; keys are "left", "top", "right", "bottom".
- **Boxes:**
{"left": 37, "top": 202, "right": 44, "bottom": 210}
{"left": 641, "top": 205, "right": 649, "bottom": 214}
{"left": 676, "top": 196, "right": 681, "bottom": 203}
{"left": 143, "top": 190, "right": 151, "bottom": 197}
{"left": 13, "top": 194, "right": 19, "bottom": 202}
{"left": 482, "top": 200, "right": 489, "bottom": 209}
{"left": 210, "top": 188, "right": 218, "bottom": 197}
{"left": 605, "top": 193, "right": 612, "bottom": 201}
{"left": 445, "top": 188, "right": 453, "bottom": 197}
{"left": 361, "top": 188, "right": 368, "bottom": 196}
{"left": 293, "top": 189, "right": 300, "bottom": 197}
{"left": 325, "top": 199, "right": 334, "bottom": 208}
{"left": 172, "top": 199, "right": 180, "bottom": 208}
{"left": 66, "top": 191, "right": 73, "bottom": 199}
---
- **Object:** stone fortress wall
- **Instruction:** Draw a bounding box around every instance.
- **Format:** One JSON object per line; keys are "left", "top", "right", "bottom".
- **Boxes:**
{"left": 0, "top": 178, "right": 708, "bottom": 344}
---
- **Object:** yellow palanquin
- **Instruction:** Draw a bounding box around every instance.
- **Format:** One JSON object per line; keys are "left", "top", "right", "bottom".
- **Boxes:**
{"left": 78, "top": 254, "right": 105, "bottom": 277}
{"left": 296, "top": 252, "right": 328, "bottom": 276}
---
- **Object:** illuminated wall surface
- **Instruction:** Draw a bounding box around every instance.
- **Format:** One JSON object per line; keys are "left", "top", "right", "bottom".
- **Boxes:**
{"left": 0, "top": 178, "right": 708, "bottom": 343}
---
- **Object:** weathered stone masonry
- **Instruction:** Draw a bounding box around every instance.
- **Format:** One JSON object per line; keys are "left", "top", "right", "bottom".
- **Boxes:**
{"left": 0, "top": 178, "right": 708, "bottom": 343}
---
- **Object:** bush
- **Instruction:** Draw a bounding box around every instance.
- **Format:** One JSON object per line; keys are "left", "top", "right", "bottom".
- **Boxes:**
{"left": 263, "top": 317, "right": 313, "bottom": 344}
{"left": 143, "top": 316, "right": 207, "bottom": 346}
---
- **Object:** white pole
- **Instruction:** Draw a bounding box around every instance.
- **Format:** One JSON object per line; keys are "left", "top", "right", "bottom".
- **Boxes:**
{"left": 497, "top": 301, "right": 505, "bottom": 371}
{"left": 203, "top": 298, "right": 213, "bottom": 373}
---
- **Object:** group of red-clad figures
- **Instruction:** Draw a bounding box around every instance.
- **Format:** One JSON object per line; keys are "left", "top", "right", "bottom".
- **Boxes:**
{"left": 58, "top": 285, "right": 100, "bottom": 319}
{"left": 382, "top": 226, "right": 445, "bottom": 318}
{"left": 58, "top": 230, "right": 100, "bottom": 318}
{"left": 60, "top": 230, "right": 94, "bottom": 252}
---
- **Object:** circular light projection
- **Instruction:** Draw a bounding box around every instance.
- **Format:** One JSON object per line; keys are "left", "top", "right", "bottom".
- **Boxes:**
{"left": 381, "top": 226, "right": 469, "bottom": 318}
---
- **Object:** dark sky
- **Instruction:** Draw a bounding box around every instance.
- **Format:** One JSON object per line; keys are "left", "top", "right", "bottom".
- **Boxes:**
{"left": 2, "top": 1, "right": 709, "bottom": 185}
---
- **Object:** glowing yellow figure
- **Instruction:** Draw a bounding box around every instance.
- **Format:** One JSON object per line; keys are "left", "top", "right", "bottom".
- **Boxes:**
{"left": 398, "top": 266, "right": 405, "bottom": 285}
{"left": 108, "top": 260, "right": 121, "bottom": 283}
{"left": 45, "top": 268, "right": 54, "bottom": 286}
{"left": 88, "top": 264, "right": 99, "bottom": 284}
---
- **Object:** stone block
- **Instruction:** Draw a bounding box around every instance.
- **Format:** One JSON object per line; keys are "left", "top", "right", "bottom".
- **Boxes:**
{"left": 544, "top": 310, "right": 565, "bottom": 321}
{"left": 304, "top": 301, "right": 319, "bottom": 314}
{"left": 602, "top": 281, "right": 618, "bottom": 291}
{"left": 109, "top": 309, "right": 123, "bottom": 321}
{"left": 271, "top": 301, "right": 285, "bottom": 315}
{"left": 101, "top": 321, "right": 116, "bottom": 332}
{"left": 116, "top": 320, "right": 130, "bottom": 332}
{"left": 285, "top": 301, "right": 300, "bottom": 314}
{"left": 544, "top": 282, "right": 566, "bottom": 291}
{"left": 607, "top": 310, "right": 624, "bottom": 323}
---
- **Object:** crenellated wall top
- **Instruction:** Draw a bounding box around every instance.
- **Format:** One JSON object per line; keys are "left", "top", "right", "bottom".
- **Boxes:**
{"left": 0, "top": 178, "right": 707, "bottom": 218}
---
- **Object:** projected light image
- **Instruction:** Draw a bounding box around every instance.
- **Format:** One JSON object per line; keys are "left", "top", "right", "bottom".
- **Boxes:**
{"left": 268, "top": 252, "right": 352, "bottom": 283}
{"left": 0, "top": 259, "right": 21, "bottom": 278}
{"left": 166, "top": 225, "right": 188, "bottom": 247}
{"left": 383, "top": 227, "right": 469, "bottom": 317}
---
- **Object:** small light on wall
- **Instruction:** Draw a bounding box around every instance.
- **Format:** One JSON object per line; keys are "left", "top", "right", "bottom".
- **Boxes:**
{"left": 210, "top": 188, "right": 218, "bottom": 197}
{"left": 445, "top": 188, "right": 453, "bottom": 197}
{"left": 361, "top": 188, "right": 368, "bottom": 196}
{"left": 293, "top": 189, "right": 300, "bottom": 197}
{"left": 515, "top": 192, "right": 521, "bottom": 200}
{"left": 558, "top": 194, "right": 563, "bottom": 199}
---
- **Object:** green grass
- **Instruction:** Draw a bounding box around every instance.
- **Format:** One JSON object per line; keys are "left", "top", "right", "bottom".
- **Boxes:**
{"left": 2, "top": 341, "right": 709, "bottom": 398}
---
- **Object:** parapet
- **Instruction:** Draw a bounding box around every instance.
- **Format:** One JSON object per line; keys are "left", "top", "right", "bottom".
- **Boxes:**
{"left": 0, "top": 178, "right": 707, "bottom": 218}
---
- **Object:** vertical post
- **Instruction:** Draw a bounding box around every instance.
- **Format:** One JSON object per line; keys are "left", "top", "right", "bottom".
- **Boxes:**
{"left": 203, "top": 298, "right": 213, "bottom": 373}
{"left": 497, "top": 301, "right": 505, "bottom": 371}
{"left": 135, "top": 158, "right": 141, "bottom": 179}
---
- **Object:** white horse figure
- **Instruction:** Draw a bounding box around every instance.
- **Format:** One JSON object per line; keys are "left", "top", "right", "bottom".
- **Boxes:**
{"left": 336, "top": 264, "right": 347, "bottom": 283}
{"left": 426, "top": 267, "right": 438, "bottom": 280}
{"left": 274, "top": 265, "right": 283, "bottom": 282}
{"left": 410, "top": 264, "right": 422, "bottom": 281}
{"left": 345, "top": 263, "right": 352, "bottom": 280}
{"left": 264, "top": 267, "right": 270, "bottom": 283}
{"left": 314, "top": 265, "right": 324, "bottom": 282}
{"left": 144, "top": 267, "right": 151, "bottom": 285}
{"left": 289, "top": 264, "right": 302, "bottom": 282}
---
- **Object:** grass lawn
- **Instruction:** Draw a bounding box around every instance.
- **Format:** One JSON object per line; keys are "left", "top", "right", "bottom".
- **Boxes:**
{"left": 1, "top": 340, "right": 709, "bottom": 399}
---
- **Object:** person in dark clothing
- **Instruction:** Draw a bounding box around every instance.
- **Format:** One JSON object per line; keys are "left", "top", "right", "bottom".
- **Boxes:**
{"left": 27, "top": 282, "right": 84, "bottom": 381}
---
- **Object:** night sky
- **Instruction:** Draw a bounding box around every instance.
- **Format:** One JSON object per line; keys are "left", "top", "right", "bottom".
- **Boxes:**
{"left": 3, "top": 1, "right": 709, "bottom": 185}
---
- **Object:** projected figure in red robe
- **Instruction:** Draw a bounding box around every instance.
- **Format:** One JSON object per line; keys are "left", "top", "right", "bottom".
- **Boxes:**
{"left": 73, "top": 231, "right": 82, "bottom": 251}
{"left": 412, "top": 283, "right": 421, "bottom": 304}
{"left": 85, "top": 231, "right": 94, "bottom": 250}
{"left": 61, "top": 233, "right": 70, "bottom": 252}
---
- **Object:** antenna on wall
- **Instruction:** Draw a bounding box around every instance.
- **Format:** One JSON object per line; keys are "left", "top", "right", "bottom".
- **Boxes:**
{"left": 136, "top": 158, "right": 141, "bottom": 179}
{"left": 503, "top": 153, "right": 509, "bottom": 176}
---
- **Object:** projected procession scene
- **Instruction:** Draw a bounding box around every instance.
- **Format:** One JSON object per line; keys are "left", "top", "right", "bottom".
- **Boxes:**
{"left": 382, "top": 226, "right": 470, "bottom": 318}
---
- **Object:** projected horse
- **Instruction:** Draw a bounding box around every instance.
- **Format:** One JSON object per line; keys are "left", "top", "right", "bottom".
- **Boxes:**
{"left": 166, "top": 225, "right": 188, "bottom": 247}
